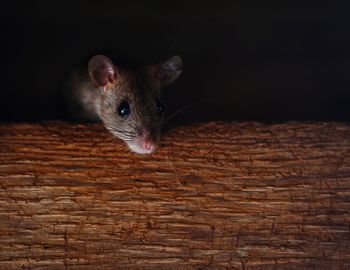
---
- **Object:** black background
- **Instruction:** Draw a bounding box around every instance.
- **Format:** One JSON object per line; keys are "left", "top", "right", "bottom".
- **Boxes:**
{"left": 1, "top": 1, "right": 349, "bottom": 123}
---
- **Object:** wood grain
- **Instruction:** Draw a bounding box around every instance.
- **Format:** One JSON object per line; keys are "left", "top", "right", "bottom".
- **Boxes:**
{"left": 0, "top": 122, "right": 349, "bottom": 269}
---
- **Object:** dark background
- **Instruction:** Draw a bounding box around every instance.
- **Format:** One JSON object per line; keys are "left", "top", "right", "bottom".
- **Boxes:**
{"left": 1, "top": 1, "right": 349, "bottom": 123}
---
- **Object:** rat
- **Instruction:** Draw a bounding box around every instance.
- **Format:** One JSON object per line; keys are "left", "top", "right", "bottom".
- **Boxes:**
{"left": 64, "top": 54, "right": 183, "bottom": 154}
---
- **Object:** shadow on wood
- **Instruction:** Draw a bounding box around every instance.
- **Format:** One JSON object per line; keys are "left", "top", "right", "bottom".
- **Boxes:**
{"left": 0, "top": 122, "right": 349, "bottom": 269}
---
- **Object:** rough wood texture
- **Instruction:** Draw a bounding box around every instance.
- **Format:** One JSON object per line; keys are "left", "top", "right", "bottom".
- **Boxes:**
{"left": 0, "top": 122, "right": 350, "bottom": 270}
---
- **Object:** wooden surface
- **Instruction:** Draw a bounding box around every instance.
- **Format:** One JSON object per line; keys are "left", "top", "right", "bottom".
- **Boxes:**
{"left": 0, "top": 122, "right": 350, "bottom": 269}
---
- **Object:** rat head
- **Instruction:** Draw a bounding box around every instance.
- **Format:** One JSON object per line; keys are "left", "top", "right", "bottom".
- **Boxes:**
{"left": 88, "top": 54, "right": 183, "bottom": 154}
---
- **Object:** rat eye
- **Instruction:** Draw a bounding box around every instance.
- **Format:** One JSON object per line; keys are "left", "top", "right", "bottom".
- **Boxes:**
{"left": 156, "top": 101, "right": 164, "bottom": 115}
{"left": 118, "top": 101, "right": 131, "bottom": 117}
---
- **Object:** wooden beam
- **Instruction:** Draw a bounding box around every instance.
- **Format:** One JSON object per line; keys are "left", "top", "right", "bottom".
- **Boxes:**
{"left": 0, "top": 122, "right": 349, "bottom": 269}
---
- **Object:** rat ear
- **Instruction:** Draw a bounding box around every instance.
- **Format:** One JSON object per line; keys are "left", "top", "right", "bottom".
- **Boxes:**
{"left": 88, "top": 55, "right": 118, "bottom": 87}
{"left": 157, "top": 56, "right": 183, "bottom": 86}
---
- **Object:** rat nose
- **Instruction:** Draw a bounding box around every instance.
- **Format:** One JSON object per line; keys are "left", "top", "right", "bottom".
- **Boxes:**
{"left": 142, "top": 136, "right": 156, "bottom": 151}
{"left": 139, "top": 129, "right": 156, "bottom": 152}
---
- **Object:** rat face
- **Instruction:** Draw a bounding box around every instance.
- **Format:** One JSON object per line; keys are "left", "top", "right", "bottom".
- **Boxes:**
{"left": 88, "top": 54, "right": 183, "bottom": 154}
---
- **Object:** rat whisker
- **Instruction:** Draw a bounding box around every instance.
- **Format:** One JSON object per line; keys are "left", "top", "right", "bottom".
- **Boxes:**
{"left": 104, "top": 124, "right": 138, "bottom": 140}
{"left": 165, "top": 100, "right": 203, "bottom": 124}
{"left": 125, "top": 123, "right": 140, "bottom": 133}
{"left": 106, "top": 133, "right": 133, "bottom": 142}
{"left": 104, "top": 131, "right": 134, "bottom": 143}
{"left": 106, "top": 125, "right": 132, "bottom": 136}
{"left": 104, "top": 122, "right": 135, "bottom": 134}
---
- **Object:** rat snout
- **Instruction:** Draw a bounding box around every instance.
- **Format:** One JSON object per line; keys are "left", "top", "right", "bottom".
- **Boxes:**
{"left": 139, "top": 129, "right": 157, "bottom": 152}
{"left": 127, "top": 128, "right": 158, "bottom": 154}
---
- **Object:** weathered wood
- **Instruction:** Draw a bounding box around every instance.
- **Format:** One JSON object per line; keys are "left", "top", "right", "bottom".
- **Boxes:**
{"left": 0, "top": 122, "right": 349, "bottom": 270}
